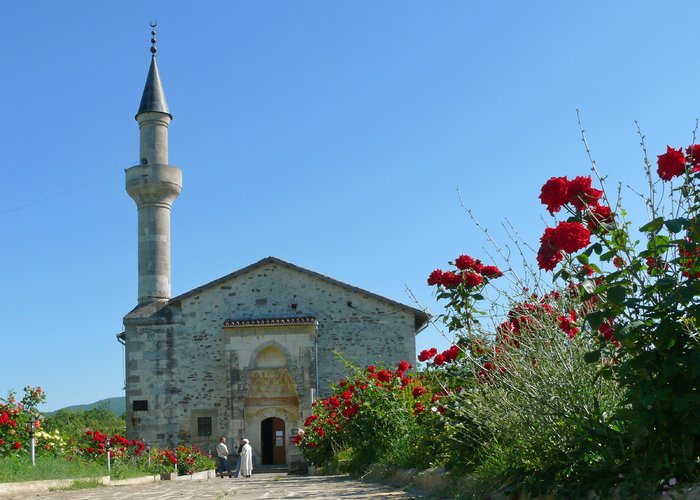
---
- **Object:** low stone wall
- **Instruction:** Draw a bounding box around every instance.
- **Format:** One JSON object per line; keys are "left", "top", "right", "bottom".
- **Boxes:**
{"left": 360, "top": 465, "right": 700, "bottom": 499}
{"left": 0, "top": 469, "right": 217, "bottom": 497}
{"left": 361, "top": 464, "right": 466, "bottom": 498}
{"left": 0, "top": 476, "right": 108, "bottom": 497}
{"left": 165, "top": 469, "right": 216, "bottom": 481}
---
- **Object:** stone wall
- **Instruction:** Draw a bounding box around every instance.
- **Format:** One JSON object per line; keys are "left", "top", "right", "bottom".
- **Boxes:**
{"left": 124, "top": 260, "right": 418, "bottom": 463}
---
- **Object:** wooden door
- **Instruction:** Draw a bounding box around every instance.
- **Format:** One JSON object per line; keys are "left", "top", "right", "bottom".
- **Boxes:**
{"left": 261, "top": 417, "right": 286, "bottom": 465}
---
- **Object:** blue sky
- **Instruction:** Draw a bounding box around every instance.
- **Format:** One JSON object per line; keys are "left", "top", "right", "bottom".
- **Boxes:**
{"left": 2, "top": 1, "right": 699, "bottom": 411}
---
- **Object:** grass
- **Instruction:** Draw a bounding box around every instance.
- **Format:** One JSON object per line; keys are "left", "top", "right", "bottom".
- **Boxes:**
{"left": 0, "top": 456, "right": 106, "bottom": 483}
{"left": 0, "top": 456, "right": 152, "bottom": 483}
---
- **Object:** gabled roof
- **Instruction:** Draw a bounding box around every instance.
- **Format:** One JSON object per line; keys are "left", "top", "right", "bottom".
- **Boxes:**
{"left": 127, "top": 257, "right": 430, "bottom": 332}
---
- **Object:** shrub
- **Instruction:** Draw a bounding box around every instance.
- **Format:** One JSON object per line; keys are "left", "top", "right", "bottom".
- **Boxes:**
{"left": 293, "top": 357, "right": 446, "bottom": 472}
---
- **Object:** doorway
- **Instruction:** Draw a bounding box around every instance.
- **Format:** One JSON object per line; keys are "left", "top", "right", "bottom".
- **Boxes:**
{"left": 261, "top": 417, "right": 286, "bottom": 465}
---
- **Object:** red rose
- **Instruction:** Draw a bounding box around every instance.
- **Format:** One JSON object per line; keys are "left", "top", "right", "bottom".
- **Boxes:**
{"left": 462, "top": 271, "right": 483, "bottom": 288}
{"left": 480, "top": 265, "right": 503, "bottom": 278}
{"left": 439, "top": 271, "right": 462, "bottom": 288}
{"left": 413, "top": 403, "right": 425, "bottom": 415}
{"left": 613, "top": 256, "right": 625, "bottom": 268}
{"left": 412, "top": 387, "right": 426, "bottom": 398}
{"left": 366, "top": 365, "right": 376, "bottom": 373}
{"left": 686, "top": 144, "right": 700, "bottom": 165}
{"left": 599, "top": 321, "right": 614, "bottom": 341}
{"left": 418, "top": 349, "right": 436, "bottom": 362}
{"left": 657, "top": 146, "right": 686, "bottom": 181}
{"left": 552, "top": 221, "right": 591, "bottom": 253}
{"left": 586, "top": 204, "right": 614, "bottom": 231}
{"left": 558, "top": 310, "right": 578, "bottom": 338}
{"left": 442, "top": 345, "right": 460, "bottom": 362}
{"left": 397, "top": 360, "right": 409, "bottom": 372}
{"left": 13, "top": 441, "right": 20, "bottom": 450}
{"left": 537, "top": 244, "right": 563, "bottom": 271}
{"left": 427, "top": 269, "right": 443, "bottom": 286}
{"left": 455, "top": 255, "right": 477, "bottom": 270}
{"left": 539, "top": 176, "right": 570, "bottom": 215}
{"left": 567, "top": 176, "right": 603, "bottom": 210}
{"left": 433, "top": 354, "right": 446, "bottom": 366}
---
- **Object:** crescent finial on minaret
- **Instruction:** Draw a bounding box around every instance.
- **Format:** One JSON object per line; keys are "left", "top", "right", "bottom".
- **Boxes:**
{"left": 150, "top": 21, "right": 158, "bottom": 56}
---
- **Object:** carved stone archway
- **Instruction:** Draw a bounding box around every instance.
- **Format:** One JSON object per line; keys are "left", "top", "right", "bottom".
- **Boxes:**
{"left": 243, "top": 344, "right": 300, "bottom": 465}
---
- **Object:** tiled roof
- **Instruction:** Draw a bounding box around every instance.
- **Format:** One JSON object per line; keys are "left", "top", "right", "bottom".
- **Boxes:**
{"left": 223, "top": 316, "right": 317, "bottom": 328}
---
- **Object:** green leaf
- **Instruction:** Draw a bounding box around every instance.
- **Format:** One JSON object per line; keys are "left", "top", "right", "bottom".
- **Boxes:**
{"left": 651, "top": 234, "right": 671, "bottom": 248}
{"left": 656, "top": 277, "right": 677, "bottom": 290}
{"left": 662, "top": 360, "right": 680, "bottom": 377}
{"left": 600, "top": 250, "right": 617, "bottom": 261}
{"left": 586, "top": 311, "right": 606, "bottom": 330}
{"left": 639, "top": 216, "right": 664, "bottom": 233}
{"left": 584, "top": 350, "right": 602, "bottom": 363}
{"left": 607, "top": 285, "right": 626, "bottom": 306}
{"left": 664, "top": 217, "right": 687, "bottom": 233}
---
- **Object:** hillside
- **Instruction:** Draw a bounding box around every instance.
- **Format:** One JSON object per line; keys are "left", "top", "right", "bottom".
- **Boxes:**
{"left": 46, "top": 396, "right": 125, "bottom": 416}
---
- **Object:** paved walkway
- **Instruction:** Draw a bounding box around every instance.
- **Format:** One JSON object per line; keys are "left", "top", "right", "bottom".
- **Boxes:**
{"left": 6, "top": 473, "right": 418, "bottom": 499}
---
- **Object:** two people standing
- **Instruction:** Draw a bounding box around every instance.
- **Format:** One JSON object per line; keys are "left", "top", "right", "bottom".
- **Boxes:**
{"left": 216, "top": 436, "right": 253, "bottom": 478}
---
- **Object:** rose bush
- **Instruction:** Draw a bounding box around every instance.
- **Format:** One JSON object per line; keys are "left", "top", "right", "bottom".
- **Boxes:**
{"left": 1, "top": 386, "right": 214, "bottom": 478}
{"left": 0, "top": 386, "right": 46, "bottom": 458}
{"left": 533, "top": 145, "right": 700, "bottom": 489}
{"left": 293, "top": 356, "right": 451, "bottom": 472}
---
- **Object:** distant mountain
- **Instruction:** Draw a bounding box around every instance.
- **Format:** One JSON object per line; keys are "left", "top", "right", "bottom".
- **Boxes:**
{"left": 46, "top": 396, "right": 125, "bottom": 416}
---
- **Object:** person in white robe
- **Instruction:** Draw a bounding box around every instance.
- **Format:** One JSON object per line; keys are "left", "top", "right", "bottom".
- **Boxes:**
{"left": 239, "top": 438, "right": 253, "bottom": 478}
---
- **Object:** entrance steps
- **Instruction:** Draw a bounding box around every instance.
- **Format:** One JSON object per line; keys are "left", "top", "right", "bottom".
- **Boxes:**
{"left": 255, "top": 464, "right": 289, "bottom": 474}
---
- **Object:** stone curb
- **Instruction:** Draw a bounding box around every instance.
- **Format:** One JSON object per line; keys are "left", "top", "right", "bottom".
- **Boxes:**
{"left": 0, "top": 476, "right": 111, "bottom": 497}
{"left": 0, "top": 469, "right": 215, "bottom": 497}
{"left": 166, "top": 469, "right": 216, "bottom": 481}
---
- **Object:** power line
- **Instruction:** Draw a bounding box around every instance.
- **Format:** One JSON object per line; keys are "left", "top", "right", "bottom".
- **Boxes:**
{"left": 0, "top": 170, "right": 121, "bottom": 217}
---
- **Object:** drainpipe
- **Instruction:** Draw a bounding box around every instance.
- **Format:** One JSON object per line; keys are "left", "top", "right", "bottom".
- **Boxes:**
{"left": 314, "top": 320, "right": 319, "bottom": 400}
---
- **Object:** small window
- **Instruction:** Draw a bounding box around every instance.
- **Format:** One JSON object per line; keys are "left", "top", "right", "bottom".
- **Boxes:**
{"left": 133, "top": 400, "right": 148, "bottom": 411}
{"left": 197, "top": 417, "right": 212, "bottom": 437}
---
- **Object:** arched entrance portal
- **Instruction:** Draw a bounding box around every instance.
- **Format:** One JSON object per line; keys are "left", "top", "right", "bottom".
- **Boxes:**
{"left": 261, "top": 417, "right": 286, "bottom": 465}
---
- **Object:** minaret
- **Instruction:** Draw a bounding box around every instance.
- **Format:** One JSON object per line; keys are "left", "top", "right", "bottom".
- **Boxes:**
{"left": 126, "top": 25, "right": 182, "bottom": 305}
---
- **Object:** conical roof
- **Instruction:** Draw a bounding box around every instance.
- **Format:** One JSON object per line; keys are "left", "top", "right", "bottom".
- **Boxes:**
{"left": 136, "top": 55, "right": 171, "bottom": 118}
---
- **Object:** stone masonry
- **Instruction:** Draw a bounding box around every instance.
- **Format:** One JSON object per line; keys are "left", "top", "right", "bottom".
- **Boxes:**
{"left": 122, "top": 258, "right": 428, "bottom": 468}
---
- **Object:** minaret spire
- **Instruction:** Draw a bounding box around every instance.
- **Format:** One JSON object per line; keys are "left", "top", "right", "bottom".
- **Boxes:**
{"left": 126, "top": 24, "right": 183, "bottom": 305}
{"left": 137, "top": 23, "right": 171, "bottom": 118}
